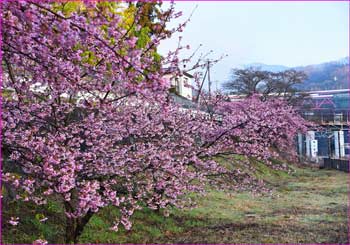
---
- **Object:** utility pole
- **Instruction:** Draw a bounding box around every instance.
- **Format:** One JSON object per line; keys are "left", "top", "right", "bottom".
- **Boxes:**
{"left": 195, "top": 53, "right": 227, "bottom": 102}
{"left": 196, "top": 69, "right": 208, "bottom": 103}
{"left": 196, "top": 58, "right": 217, "bottom": 102}
{"left": 207, "top": 60, "right": 211, "bottom": 99}
{"left": 196, "top": 59, "right": 211, "bottom": 102}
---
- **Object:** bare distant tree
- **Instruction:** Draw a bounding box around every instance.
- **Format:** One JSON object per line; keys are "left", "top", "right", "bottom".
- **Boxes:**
{"left": 222, "top": 68, "right": 270, "bottom": 96}
{"left": 223, "top": 68, "right": 307, "bottom": 105}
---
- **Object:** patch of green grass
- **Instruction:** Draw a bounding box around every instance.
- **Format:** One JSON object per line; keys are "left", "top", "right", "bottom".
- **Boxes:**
{"left": 251, "top": 158, "right": 290, "bottom": 181}
{"left": 2, "top": 194, "right": 67, "bottom": 244}
{"left": 3, "top": 159, "right": 349, "bottom": 244}
{"left": 301, "top": 214, "right": 345, "bottom": 223}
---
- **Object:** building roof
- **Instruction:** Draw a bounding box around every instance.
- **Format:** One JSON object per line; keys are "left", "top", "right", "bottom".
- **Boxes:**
{"left": 162, "top": 67, "right": 194, "bottom": 78}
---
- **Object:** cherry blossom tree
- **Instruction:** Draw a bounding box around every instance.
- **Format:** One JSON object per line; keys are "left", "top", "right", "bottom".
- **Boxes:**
{"left": 2, "top": 1, "right": 307, "bottom": 243}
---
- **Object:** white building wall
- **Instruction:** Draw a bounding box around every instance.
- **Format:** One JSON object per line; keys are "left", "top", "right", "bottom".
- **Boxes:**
{"left": 334, "top": 131, "right": 340, "bottom": 158}
{"left": 297, "top": 133, "right": 303, "bottom": 156}
{"left": 310, "top": 140, "right": 318, "bottom": 159}
{"left": 179, "top": 76, "right": 193, "bottom": 100}
{"left": 339, "top": 130, "right": 345, "bottom": 158}
{"left": 164, "top": 74, "right": 193, "bottom": 100}
{"left": 305, "top": 131, "right": 315, "bottom": 157}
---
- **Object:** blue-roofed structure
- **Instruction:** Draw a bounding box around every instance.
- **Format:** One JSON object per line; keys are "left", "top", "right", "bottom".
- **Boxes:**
{"left": 297, "top": 89, "right": 350, "bottom": 163}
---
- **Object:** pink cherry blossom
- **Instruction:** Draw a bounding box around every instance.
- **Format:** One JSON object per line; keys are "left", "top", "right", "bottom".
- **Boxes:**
{"left": 2, "top": 1, "right": 307, "bottom": 243}
{"left": 8, "top": 217, "right": 19, "bottom": 226}
{"left": 33, "top": 239, "right": 48, "bottom": 245}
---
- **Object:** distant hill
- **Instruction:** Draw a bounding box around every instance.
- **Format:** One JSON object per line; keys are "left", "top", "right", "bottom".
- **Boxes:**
{"left": 244, "top": 63, "right": 289, "bottom": 73}
{"left": 295, "top": 57, "right": 349, "bottom": 91}
{"left": 245, "top": 57, "right": 349, "bottom": 91}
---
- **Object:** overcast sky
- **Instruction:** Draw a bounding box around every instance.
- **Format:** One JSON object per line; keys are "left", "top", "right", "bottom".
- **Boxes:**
{"left": 158, "top": 1, "right": 349, "bottom": 86}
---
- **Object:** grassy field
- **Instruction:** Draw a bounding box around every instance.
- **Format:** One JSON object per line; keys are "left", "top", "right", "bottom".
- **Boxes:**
{"left": 3, "top": 162, "right": 349, "bottom": 244}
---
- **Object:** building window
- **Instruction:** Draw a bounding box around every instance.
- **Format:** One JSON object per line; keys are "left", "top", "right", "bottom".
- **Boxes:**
{"left": 334, "top": 113, "right": 343, "bottom": 123}
{"left": 184, "top": 77, "right": 189, "bottom": 87}
{"left": 175, "top": 78, "right": 181, "bottom": 95}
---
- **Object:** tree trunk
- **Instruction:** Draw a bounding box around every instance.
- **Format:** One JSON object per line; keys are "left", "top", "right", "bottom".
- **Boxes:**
{"left": 75, "top": 211, "right": 94, "bottom": 243}
{"left": 64, "top": 202, "right": 94, "bottom": 243}
{"left": 65, "top": 217, "right": 77, "bottom": 244}
{"left": 65, "top": 212, "right": 94, "bottom": 243}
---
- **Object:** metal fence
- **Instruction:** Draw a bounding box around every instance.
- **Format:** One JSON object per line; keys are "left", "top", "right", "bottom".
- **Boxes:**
{"left": 323, "top": 158, "right": 350, "bottom": 172}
